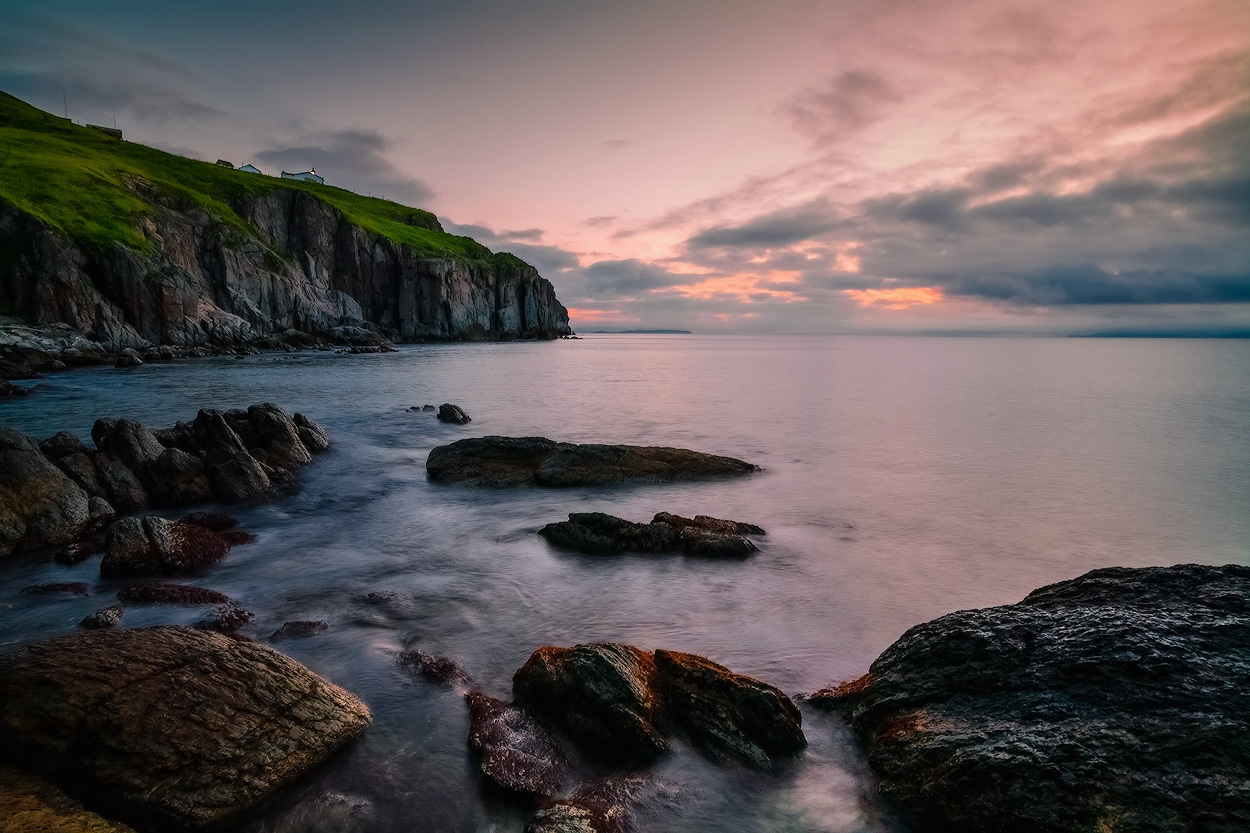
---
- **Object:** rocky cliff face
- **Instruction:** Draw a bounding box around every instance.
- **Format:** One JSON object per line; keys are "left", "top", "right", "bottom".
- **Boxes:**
{"left": 0, "top": 187, "right": 571, "bottom": 348}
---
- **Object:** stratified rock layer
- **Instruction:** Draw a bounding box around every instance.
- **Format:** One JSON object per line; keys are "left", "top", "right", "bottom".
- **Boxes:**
{"left": 809, "top": 564, "right": 1250, "bottom": 833}
{"left": 0, "top": 626, "right": 371, "bottom": 829}
{"left": 427, "top": 436, "right": 758, "bottom": 488}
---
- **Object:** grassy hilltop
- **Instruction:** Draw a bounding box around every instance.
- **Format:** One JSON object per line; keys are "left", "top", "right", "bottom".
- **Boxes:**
{"left": 0, "top": 91, "right": 522, "bottom": 268}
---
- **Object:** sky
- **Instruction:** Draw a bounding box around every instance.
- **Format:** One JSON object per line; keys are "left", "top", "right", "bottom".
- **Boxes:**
{"left": 1, "top": 0, "right": 1247, "bottom": 334}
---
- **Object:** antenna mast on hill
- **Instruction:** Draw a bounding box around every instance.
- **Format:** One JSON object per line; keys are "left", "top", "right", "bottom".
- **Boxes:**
{"left": 62, "top": 86, "right": 69, "bottom": 119}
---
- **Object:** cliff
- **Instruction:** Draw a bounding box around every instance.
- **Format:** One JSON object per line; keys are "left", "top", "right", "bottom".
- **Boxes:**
{"left": 0, "top": 92, "right": 571, "bottom": 348}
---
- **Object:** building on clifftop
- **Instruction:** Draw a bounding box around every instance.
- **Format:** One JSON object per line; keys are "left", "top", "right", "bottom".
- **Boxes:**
{"left": 280, "top": 168, "right": 324, "bottom": 184}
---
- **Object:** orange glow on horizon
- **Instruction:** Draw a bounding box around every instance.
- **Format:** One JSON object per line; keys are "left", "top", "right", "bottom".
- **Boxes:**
{"left": 567, "top": 307, "right": 637, "bottom": 323}
{"left": 669, "top": 272, "right": 806, "bottom": 303}
{"left": 844, "top": 286, "right": 944, "bottom": 309}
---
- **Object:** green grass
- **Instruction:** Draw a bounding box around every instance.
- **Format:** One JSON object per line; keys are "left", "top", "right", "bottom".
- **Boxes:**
{"left": 0, "top": 91, "right": 512, "bottom": 264}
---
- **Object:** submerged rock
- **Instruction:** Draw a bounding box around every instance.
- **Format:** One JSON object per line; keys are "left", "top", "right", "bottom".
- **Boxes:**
{"left": 270, "top": 621, "right": 329, "bottom": 640}
{"left": 399, "top": 649, "right": 473, "bottom": 688}
{"left": 0, "top": 626, "right": 371, "bottom": 829}
{"left": 427, "top": 436, "right": 759, "bottom": 488}
{"left": 809, "top": 563, "right": 1250, "bottom": 833}
{"left": 539, "top": 512, "right": 759, "bottom": 558}
{"left": 196, "top": 604, "right": 255, "bottom": 633}
{"left": 513, "top": 643, "right": 668, "bottom": 766}
{"left": 437, "top": 403, "right": 472, "bottom": 424}
{"left": 525, "top": 777, "right": 645, "bottom": 833}
{"left": 100, "top": 516, "right": 232, "bottom": 578}
{"left": 21, "top": 582, "right": 89, "bottom": 596}
{"left": 80, "top": 605, "right": 123, "bottom": 629}
{"left": 116, "top": 583, "right": 230, "bottom": 605}
{"left": 465, "top": 691, "right": 570, "bottom": 801}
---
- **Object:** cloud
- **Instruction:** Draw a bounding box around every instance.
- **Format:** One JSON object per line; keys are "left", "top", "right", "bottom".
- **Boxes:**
{"left": 784, "top": 69, "right": 901, "bottom": 143}
{"left": 255, "top": 129, "right": 434, "bottom": 205}
{"left": 580, "top": 259, "right": 689, "bottom": 294}
{"left": 441, "top": 221, "right": 581, "bottom": 278}
{"left": 687, "top": 205, "right": 844, "bottom": 249}
{"left": 945, "top": 266, "right": 1250, "bottom": 306}
{"left": 0, "top": 13, "right": 220, "bottom": 123}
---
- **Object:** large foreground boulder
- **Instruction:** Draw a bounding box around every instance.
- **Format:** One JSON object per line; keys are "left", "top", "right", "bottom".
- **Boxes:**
{"left": 809, "top": 564, "right": 1250, "bottom": 833}
{"left": 427, "top": 436, "right": 758, "bottom": 487}
{"left": 0, "top": 427, "right": 92, "bottom": 557}
{"left": 539, "top": 512, "right": 760, "bottom": 558}
{"left": 0, "top": 626, "right": 371, "bottom": 829}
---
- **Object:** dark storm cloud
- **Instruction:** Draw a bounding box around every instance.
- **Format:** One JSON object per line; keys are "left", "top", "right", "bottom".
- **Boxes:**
{"left": 687, "top": 206, "right": 843, "bottom": 249}
{"left": 946, "top": 266, "right": 1250, "bottom": 306}
{"left": 785, "top": 69, "right": 901, "bottom": 141}
{"left": 0, "top": 13, "right": 220, "bottom": 122}
{"left": 441, "top": 221, "right": 580, "bottom": 278}
{"left": 580, "top": 259, "right": 686, "bottom": 293}
{"left": 255, "top": 129, "right": 434, "bottom": 205}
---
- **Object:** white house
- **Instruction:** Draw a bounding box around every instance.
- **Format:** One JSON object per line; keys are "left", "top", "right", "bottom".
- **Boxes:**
{"left": 238, "top": 164, "right": 262, "bottom": 174}
{"left": 280, "top": 168, "right": 324, "bottom": 184}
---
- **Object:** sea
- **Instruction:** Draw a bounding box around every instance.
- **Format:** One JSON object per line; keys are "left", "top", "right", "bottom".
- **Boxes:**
{"left": 2, "top": 334, "right": 1248, "bottom": 832}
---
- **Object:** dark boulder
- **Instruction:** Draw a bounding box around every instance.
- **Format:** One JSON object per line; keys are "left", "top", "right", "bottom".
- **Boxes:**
{"left": 55, "top": 452, "right": 106, "bottom": 499}
{"left": 239, "top": 403, "right": 312, "bottom": 472}
{"left": 0, "top": 379, "right": 31, "bottom": 398}
{"left": 54, "top": 539, "right": 97, "bottom": 565}
{"left": 808, "top": 564, "right": 1250, "bottom": 833}
{"left": 437, "top": 403, "right": 472, "bottom": 424}
{"left": 93, "top": 454, "right": 148, "bottom": 512}
{"left": 180, "top": 512, "right": 239, "bottom": 532}
{"left": 465, "top": 691, "right": 570, "bottom": 801}
{"left": 270, "top": 621, "right": 328, "bottom": 640}
{"left": 195, "top": 604, "right": 255, "bottom": 633}
{"left": 146, "top": 447, "right": 213, "bottom": 506}
{"left": 525, "top": 777, "right": 644, "bottom": 833}
{"left": 117, "top": 583, "right": 230, "bottom": 605}
{"left": 294, "top": 413, "right": 331, "bottom": 453}
{"left": 100, "top": 517, "right": 232, "bottom": 578}
{"left": 189, "top": 410, "right": 271, "bottom": 501}
{"left": 427, "top": 436, "right": 758, "bottom": 487}
{"left": 80, "top": 605, "right": 123, "bottom": 629}
{"left": 0, "top": 626, "right": 371, "bottom": 829}
{"left": 0, "top": 427, "right": 92, "bottom": 558}
{"left": 92, "top": 418, "right": 165, "bottom": 478}
{"left": 39, "top": 431, "right": 91, "bottom": 460}
{"left": 652, "top": 512, "right": 766, "bottom": 536}
{"left": 513, "top": 643, "right": 668, "bottom": 765}
{"left": 399, "top": 649, "right": 473, "bottom": 688}
{"left": 655, "top": 649, "right": 805, "bottom": 768}
{"left": 538, "top": 512, "right": 759, "bottom": 558}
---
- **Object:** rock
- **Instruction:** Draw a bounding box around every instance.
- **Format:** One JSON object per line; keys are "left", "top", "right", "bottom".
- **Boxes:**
{"left": 651, "top": 512, "right": 766, "bottom": 536}
{"left": 293, "top": 413, "right": 331, "bottom": 453}
{"left": 86, "top": 496, "right": 116, "bottom": 530}
{"left": 513, "top": 643, "right": 668, "bottom": 765}
{"left": 422, "top": 404, "right": 435, "bottom": 412}
{"left": 217, "top": 529, "right": 257, "bottom": 546}
{"left": 654, "top": 649, "right": 805, "bottom": 768}
{"left": 465, "top": 691, "right": 570, "bottom": 801}
{"left": 196, "top": 604, "right": 255, "bottom": 632}
{"left": 92, "top": 418, "right": 165, "bottom": 476}
{"left": 39, "top": 431, "right": 90, "bottom": 460}
{"left": 808, "top": 564, "right": 1250, "bottom": 833}
{"left": 145, "top": 447, "right": 213, "bottom": 506}
{"left": 0, "top": 626, "right": 371, "bottom": 829}
{"left": 54, "top": 539, "right": 97, "bottom": 565}
{"left": 54, "top": 452, "right": 107, "bottom": 499}
{"left": 240, "top": 403, "right": 313, "bottom": 472}
{"left": 180, "top": 511, "right": 240, "bottom": 532}
{"left": 525, "top": 777, "right": 644, "bottom": 833}
{"left": 0, "top": 765, "right": 137, "bottom": 833}
{"left": 427, "top": 436, "right": 759, "bottom": 487}
{"left": 100, "top": 516, "right": 232, "bottom": 578}
{"left": 113, "top": 354, "right": 143, "bottom": 368}
{"left": 436, "top": 403, "right": 472, "bottom": 424}
{"left": 189, "top": 410, "right": 271, "bottom": 501}
{"left": 21, "top": 582, "right": 89, "bottom": 596}
{"left": 538, "top": 512, "right": 759, "bottom": 558}
{"left": 270, "top": 621, "right": 329, "bottom": 640}
{"left": 398, "top": 649, "right": 473, "bottom": 688}
{"left": 80, "top": 605, "right": 123, "bottom": 629}
{"left": 0, "top": 426, "right": 92, "bottom": 558}
{"left": 116, "top": 583, "right": 231, "bottom": 605}
{"left": 92, "top": 454, "right": 148, "bottom": 512}
{"left": 0, "top": 379, "right": 31, "bottom": 397}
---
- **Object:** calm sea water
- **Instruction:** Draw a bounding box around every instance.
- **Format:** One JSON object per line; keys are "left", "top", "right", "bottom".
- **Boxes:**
{"left": 2, "top": 335, "right": 1248, "bottom": 832}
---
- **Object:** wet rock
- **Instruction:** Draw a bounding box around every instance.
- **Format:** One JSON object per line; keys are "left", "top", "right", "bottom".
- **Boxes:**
{"left": 651, "top": 512, "right": 766, "bottom": 536}
{"left": 80, "top": 605, "right": 123, "bottom": 629}
{"left": 0, "top": 765, "right": 137, "bottom": 833}
{"left": 465, "top": 691, "right": 570, "bottom": 801}
{"left": 259, "top": 791, "right": 372, "bottom": 833}
{"left": 0, "top": 626, "right": 372, "bottom": 829}
{"left": 436, "top": 403, "right": 472, "bottom": 424}
{"left": 294, "top": 413, "right": 331, "bottom": 453}
{"left": 399, "top": 649, "right": 473, "bottom": 688}
{"left": 86, "top": 496, "right": 116, "bottom": 530}
{"left": 93, "top": 454, "right": 148, "bottom": 512}
{"left": 39, "top": 431, "right": 90, "bottom": 460}
{"left": 113, "top": 348, "right": 144, "bottom": 368}
{"left": 270, "top": 621, "right": 329, "bottom": 640}
{"left": 655, "top": 649, "right": 805, "bottom": 768}
{"left": 92, "top": 418, "right": 165, "bottom": 477}
{"left": 525, "top": 777, "right": 644, "bottom": 833}
{"left": 100, "top": 516, "right": 232, "bottom": 578}
{"left": 422, "top": 404, "right": 435, "bottom": 412}
{"left": 241, "top": 403, "right": 313, "bottom": 472}
{"left": 53, "top": 452, "right": 107, "bottom": 499}
{"left": 0, "top": 379, "right": 31, "bottom": 398}
{"left": 181, "top": 511, "right": 240, "bottom": 532}
{"left": 513, "top": 643, "right": 668, "bottom": 765}
{"left": 809, "top": 564, "right": 1250, "bottom": 833}
{"left": 117, "top": 583, "right": 231, "bottom": 605}
{"left": 0, "top": 426, "right": 92, "bottom": 558}
{"left": 54, "top": 539, "right": 97, "bottom": 565}
{"left": 427, "top": 436, "right": 758, "bottom": 487}
{"left": 190, "top": 410, "right": 271, "bottom": 501}
{"left": 538, "top": 512, "right": 759, "bottom": 558}
{"left": 196, "top": 604, "right": 255, "bottom": 633}
{"left": 21, "top": 582, "right": 89, "bottom": 596}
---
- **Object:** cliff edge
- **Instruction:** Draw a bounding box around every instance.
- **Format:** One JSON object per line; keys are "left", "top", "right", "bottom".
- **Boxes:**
{"left": 0, "top": 92, "right": 571, "bottom": 349}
